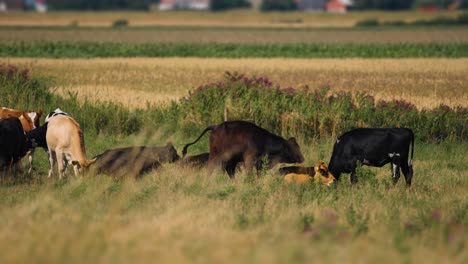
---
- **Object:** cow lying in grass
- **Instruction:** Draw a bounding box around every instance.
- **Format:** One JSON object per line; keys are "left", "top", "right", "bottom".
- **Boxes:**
{"left": 182, "top": 120, "right": 304, "bottom": 178}
{"left": 89, "top": 143, "right": 179, "bottom": 178}
{"left": 177, "top": 152, "right": 210, "bottom": 168}
{"left": 279, "top": 161, "right": 336, "bottom": 186}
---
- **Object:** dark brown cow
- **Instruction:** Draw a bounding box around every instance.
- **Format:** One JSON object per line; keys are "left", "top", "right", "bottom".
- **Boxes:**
{"left": 90, "top": 143, "right": 179, "bottom": 178}
{"left": 182, "top": 121, "right": 304, "bottom": 178}
{"left": 0, "top": 118, "right": 29, "bottom": 177}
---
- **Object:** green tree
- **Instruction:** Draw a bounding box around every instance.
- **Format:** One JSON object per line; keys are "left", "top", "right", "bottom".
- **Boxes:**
{"left": 210, "top": 0, "right": 250, "bottom": 11}
{"left": 47, "top": 0, "right": 157, "bottom": 10}
{"left": 261, "top": 0, "right": 297, "bottom": 11}
{"left": 354, "top": 0, "right": 414, "bottom": 10}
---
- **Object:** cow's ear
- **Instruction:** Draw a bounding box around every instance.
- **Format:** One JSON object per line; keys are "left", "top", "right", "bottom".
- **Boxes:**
{"left": 288, "top": 137, "right": 298, "bottom": 144}
{"left": 166, "top": 142, "right": 174, "bottom": 148}
{"left": 37, "top": 109, "right": 43, "bottom": 116}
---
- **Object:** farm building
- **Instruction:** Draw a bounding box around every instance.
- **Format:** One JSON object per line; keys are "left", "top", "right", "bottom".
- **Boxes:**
{"left": 0, "top": 0, "right": 47, "bottom": 12}
{"left": 159, "top": 0, "right": 209, "bottom": 10}
{"left": 297, "top": 0, "right": 352, "bottom": 12}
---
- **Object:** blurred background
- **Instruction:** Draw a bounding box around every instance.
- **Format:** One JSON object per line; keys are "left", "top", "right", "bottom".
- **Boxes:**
{"left": 0, "top": 0, "right": 466, "bottom": 13}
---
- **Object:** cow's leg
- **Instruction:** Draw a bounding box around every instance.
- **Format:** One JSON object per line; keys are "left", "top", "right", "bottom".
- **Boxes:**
{"left": 225, "top": 160, "right": 239, "bottom": 179}
{"left": 207, "top": 157, "right": 222, "bottom": 177}
{"left": 48, "top": 150, "right": 54, "bottom": 178}
{"left": 28, "top": 149, "right": 34, "bottom": 174}
{"left": 243, "top": 150, "right": 258, "bottom": 176}
{"left": 350, "top": 160, "right": 358, "bottom": 184}
{"left": 55, "top": 149, "right": 65, "bottom": 179}
{"left": 350, "top": 169, "right": 358, "bottom": 184}
{"left": 401, "top": 162, "right": 413, "bottom": 189}
{"left": 391, "top": 162, "right": 401, "bottom": 185}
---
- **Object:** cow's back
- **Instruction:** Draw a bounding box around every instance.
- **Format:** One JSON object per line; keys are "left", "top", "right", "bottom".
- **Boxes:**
{"left": 209, "top": 121, "right": 273, "bottom": 154}
{"left": 92, "top": 147, "right": 162, "bottom": 178}
{"left": 46, "top": 115, "right": 87, "bottom": 160}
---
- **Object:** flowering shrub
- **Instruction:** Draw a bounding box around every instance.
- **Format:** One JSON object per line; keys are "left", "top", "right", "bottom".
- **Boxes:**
{"left": 173, "top": 72, "right": 467, "bottom": 142}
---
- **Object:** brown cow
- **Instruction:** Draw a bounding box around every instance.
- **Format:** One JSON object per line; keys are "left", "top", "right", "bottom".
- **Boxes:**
{"left": 182, "top": 121, "right": 304, "bottom": 178}
{"left": 0, "top": 107, "right": 42, "bottom": 173}
{"left": 0, "top": 107, "right": 42, "bottom": 131}
{"left": 46, "top": 114, "right": 95, "bottom": 179}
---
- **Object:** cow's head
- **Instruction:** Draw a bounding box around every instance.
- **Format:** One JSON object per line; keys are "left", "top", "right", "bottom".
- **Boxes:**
{"left": 313, "top": 161, "right": 336, "bottom": 186}
{"left": 71, "top": 158, "right": 97, "bottom": 173}
{"left": 281, "top": 137, "right": 304, "bottom": 164}
{"left": 164, "top": 143, "right": 180, "bottom": 162}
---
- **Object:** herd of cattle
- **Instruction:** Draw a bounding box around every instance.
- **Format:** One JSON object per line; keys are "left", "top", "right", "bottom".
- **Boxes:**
{"left": 0, "top": 106, "right": 414, "bottom": 188}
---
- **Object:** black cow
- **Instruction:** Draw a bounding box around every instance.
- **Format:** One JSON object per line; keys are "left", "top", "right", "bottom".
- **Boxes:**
{"left": 178, "top": 152, "right": 210, "bottom": 168}
{"left": 24, "top": 122, "right": 48, "bottom": 173}
{"left": 0, "top": 118, "right": 29, "bottom": 176}
{"left": 25, "top": 123, "right": 48, "bottom": 150}
{"left": 90, "top": 143, "right": 179, "bottom": 178}
{"left": 182, "top": 121, "right": 304, "bottom": 178}
{"left": 327, "top": 128, "right": 414, "bottom": 187}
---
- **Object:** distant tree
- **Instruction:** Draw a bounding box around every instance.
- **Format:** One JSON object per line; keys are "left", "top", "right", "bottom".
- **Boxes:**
{"left": 47, "top": 0, "right": 158, "bottom": 10}
{"left": 354, "top": 0, "right": 414, "bottom": 10}
{"left": 261, "top": 0, "right": 297, "bottom": 11}
{"left": 211, "top": 0, "right": 251, "bottom": 11}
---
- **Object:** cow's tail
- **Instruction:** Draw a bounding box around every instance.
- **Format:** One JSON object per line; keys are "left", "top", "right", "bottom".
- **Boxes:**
{"left": 182, "top": 126, "right": 214, "bottom": 157}
{"left": 409, "top": 130, "right": 415, "bottom": 168}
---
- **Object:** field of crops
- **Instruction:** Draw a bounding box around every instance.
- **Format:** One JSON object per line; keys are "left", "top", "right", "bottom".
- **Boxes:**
{"left": 0, "top": 11, "right": 467, "bottom": 264}
{"left": 0, "top": 10, "right": 463, "bottom": 27}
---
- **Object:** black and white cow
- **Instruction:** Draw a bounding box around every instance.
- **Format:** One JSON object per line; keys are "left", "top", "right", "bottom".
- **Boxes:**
{"left": 45, "top": 108, "right": 70, "bottom": 123}
{"left": 327, "top": 128, "right": 414, "bottom": 188}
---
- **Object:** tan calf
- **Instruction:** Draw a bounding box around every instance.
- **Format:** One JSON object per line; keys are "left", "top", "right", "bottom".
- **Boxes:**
{"left": 284, "top": 161, "right": 336, "bottom": 186}
{"left": 46, "top": 115, "right": 95, "bottom": 179}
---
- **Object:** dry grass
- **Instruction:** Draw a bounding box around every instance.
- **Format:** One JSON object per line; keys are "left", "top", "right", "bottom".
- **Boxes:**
{"left": 0, "top": 139, "right": 466, "bottom": 264}
{"left": 0, "top": 10, "right": 463, "bottom": 27}
{"left": 6, "top": 57, "right": 468, "bottom": 110}
{"left": 1, "top": 28, "right": 467, "bottom": 44}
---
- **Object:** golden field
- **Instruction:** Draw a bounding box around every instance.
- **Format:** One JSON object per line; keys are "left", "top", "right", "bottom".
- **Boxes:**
{"left": 0, "top": 10, "right": 463, "bottom": 27}
{"left": 6, "top": 57, "right": 468, "bottom": 109}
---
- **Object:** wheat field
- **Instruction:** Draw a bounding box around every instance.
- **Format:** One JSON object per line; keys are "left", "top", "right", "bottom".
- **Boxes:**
{"left": 6, "top": 57, "right": 468, "bottom": 109}
{"left": 0, "top": 10, "right": 463, "bottom": 27}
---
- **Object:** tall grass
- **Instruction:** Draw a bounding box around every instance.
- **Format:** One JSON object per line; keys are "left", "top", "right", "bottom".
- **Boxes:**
{"left": 155, "top": 72, "right": 467, "bottom": 143}
{"left": 1, "top": 41, "right": 467, "bottom": 58}
{"left": 0, "top": 64, "right": 466, "bottom": 263}
{"left": 0, "top": 64, "right": 142, "bottom": 135}
{"left": 1, "top": 65, "right": 466, "bottom": 143}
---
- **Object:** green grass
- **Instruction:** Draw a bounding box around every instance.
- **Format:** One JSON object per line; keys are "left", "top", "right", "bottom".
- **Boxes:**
{"left": 0, "top": 63, "right": 466, "bottom": 263}
{"left": 1, "top": 41, "right": 467, "bottom": 58}
{"left": 0, "top": 139, "right": 466, "bottom": 263}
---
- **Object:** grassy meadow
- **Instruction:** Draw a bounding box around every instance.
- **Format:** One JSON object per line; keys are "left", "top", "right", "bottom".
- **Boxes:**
{"left": 0, "top": 10, "right": 467, "bottom": 264}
